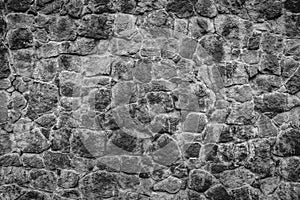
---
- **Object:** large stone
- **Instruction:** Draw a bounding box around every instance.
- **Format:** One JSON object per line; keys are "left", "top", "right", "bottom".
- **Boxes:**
{"left": 188, "top": 170, "right": 214, "bottom": 193}
{"left": 80, "top": 171, "right": 118, "bottom": 199}
{"left": 7, "top": 0, "right": 33, "bottom": 12}
{"left": 179, "top": 37, "right": 198, "bottom": 59}
{"left": 280, "top": 157, "right": 300, "bottom": 182}
{"left": 166, "top": 0, "right": 195, "bottom": 18}
{"left": 254, "top": 92, "right": 288, "bottom": 115}
{"left": 153, "top": 176, "right": 183, "bottom": 194}
{"left": 30, "top": 169, "right": 57, "bottom": 191}
{"left": 49, "top": 16, "right": 76, "bottom": 41}
{"left": 0, "top": 44, "right": 10, "bottom": 79}
{"left": 286, "top": 67, "right": 300, "bottom": 94}
{"left": 58, "top": 170, "right": 80, "bottom": 189}
{"left": 273, "top": 128, "right": 300, "bottom": 157}
{"left": 25, "top": 82, "right": 58, "bottom": 120}
{"left": 219, "top": 167, "right": 256, "bottom": 188}
{"left": 285, "top": 0, "right": 300, "bottom": 13}
{"left": 195, "top": 0, "right": 218, "bottom": 18}
{"left": 8, "top": 28, "right": 33, "bottom": 50}
{"left": 43, "top": 151, "right": 72, "bottom": 170}
{"left": 78, "top": 14, "right": 113, "bottom": 39}
{"left": 133, "top": 59, "right": 152, "bottom": 83}
{"left": 183, "top": 112, "right": 207, "bottom": 133}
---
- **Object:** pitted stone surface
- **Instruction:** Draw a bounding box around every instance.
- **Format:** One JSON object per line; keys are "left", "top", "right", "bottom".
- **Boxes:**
{"left": 0, "top": 0, "right": 299, "bottom": 199}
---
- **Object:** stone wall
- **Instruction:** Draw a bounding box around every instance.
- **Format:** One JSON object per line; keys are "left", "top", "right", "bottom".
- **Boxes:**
{"left": 0, "top": 0, "right": 300, "bottom": 199}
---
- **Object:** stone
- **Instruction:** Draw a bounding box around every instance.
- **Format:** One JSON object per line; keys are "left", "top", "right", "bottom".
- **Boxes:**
{"left": 0, "top": 185, "right": 24, "bottom": 200}
{"left": 117, "top": 173, "right": 140, "bottom": 189}
{"left": 96, "top": 156, "right": 121, "bottom": 172}
{"left": 0, "top": 154, "right": 21, "bottom": 167}
{"left": 0, "top": 133, "right": 12, "bottom": 156}
{"left": 286, "top": 67, "right": 300, "bottom": 94}
{"left": 120, "top": 155, "right": 141, "bottom": 174}
{"left": 19, "top": 190, "right": 50, "bottom": 200}
{"left": 280, "top": 157, "right": 300, "bottom": 182}
{"left": 179, "top": 37, "right": 198, "bottom": 59}
{"left": 219, "top": 167, "right": 256, "bottom": 188}
{"left": 247, "top": 31, "right": 261, "bottom": 50}
{"left": 0, "top": 43, "right": 10, "bottom": 79}
{"left": 51, "top": 127, "right": 72, "bottom": 152}
{"left": 260, "top": 53, "right": 280, "bottom": 75}
{"left": 7, "top": 0, "right": 33, "bottom": 12}
{"left": 200, "top": 143, "right": 219, "bottom": 162}
{"left": 285, "top": 14, "right": 300, "bottom": 38}
{"left": 256, "top": 114, "right": 278, "bottom": 138}
{"left": 273, "top": 128, "right": 300, "bottom": 156}
{"left": 225, "top": 85, "right": 252, "bottom": 103}
{"left": 14, "top": 127, "right": 50, "bottom": 154}
{"left": 25, "top": 82, "right": 58, "bottom": 120}
{"left": 227, "top": 101, "right": 256, "bottom": 125}
{"left": 0, "top": 91, "right": 8, "bottom": 124}
{"left": 80, "top": 171, "right": 118, "bottom": 199}
{"left": 285, "top": 0, "right": 300, "bottom": 13}
{"left": 188, "top": 169, "right": 214, "bottom": 193}
{"left": 22, "top": 154, "right": 45, "bottom": 168}
{"left": 0, "top": 16, "right": 6, "bottom": 38}
{"left": 58, "top": 170, "right": 80, "bottom": 189}
{"left": 166, "top": 0, "right": 195, "bottom": 18}
{"left": 8, "top": 28, "right": 33, "bottom": 50}
{"left": 49, "top": 16, "right": 76, "bottom": 41}
{"left": 30, "top": 169, "right": 57, "bottom": 191}
{"left": 189, "top": 17, "right": 214, "bottom": 40}
{"left": 184, "top": 142, "right": 201, "bottom": 158}
{"left": 183, "top": 112, "right": 207, "bottom": 133}
{"left": 65, "top": 0, "right": 83, "bottom": 18}
{"left": 110, "top": 129, "right": 139, "bottom": 153}
{"left": 205, "top": 184, "right": 232, "bottom": 200}
{"left": 199, "top": 34, "right": 225, "bottom": 63}
{"left": 81, "top": 55, "right": 112, "bottom": 76}
{"left": 89, "top": 88, "right": 111, "bottom": 112}
{"left": 281, "top": 57, "right": 299, "bottom": 79}
{"left": 78, "top": 14, "right": 113, "bottom": 39}
{"left": 253, "top": 75, "right": 282, "bottom": 93}
{"left": 133, "top": 59, "right": 152, "bottom": 83}
{"left": 111, "top": 81, "right": 136, "bottom": 107}
{"left": 151, "top": 136, "right": 181, "bottom": 167}
{"left": 254, "top": 92, "right": 288, "bottom": 115}
{"left": 195, "top": 0, "right": 218, "bottom": 18}
{"left": 153, "top": 176, "right": 182, "bottom": 194}
{"left": 43, "top": 151, "right": 72, "bottom": 170}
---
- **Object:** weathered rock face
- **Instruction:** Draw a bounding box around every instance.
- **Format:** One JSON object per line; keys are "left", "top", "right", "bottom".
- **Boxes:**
{"left": 0, "top": 0, "right": 299, "bottom": 199}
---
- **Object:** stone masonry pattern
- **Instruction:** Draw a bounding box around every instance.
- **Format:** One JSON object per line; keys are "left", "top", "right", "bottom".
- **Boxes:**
{"left": 0, "top": 0, "right": 300, "bottom": 199}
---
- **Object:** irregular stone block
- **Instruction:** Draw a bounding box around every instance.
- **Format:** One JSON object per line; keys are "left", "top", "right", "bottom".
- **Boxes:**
{"left": 188, "top": 169, "right": 214, "bottom": 193}
{"left": 183, "top": 112, "right": 207, "bottom": 133}
{"left": 7, "top": 28, "right": 33, "bottom": 50}
{"left": 179, "top": 37, "right": 198, "bottom": 59}
{"left": 195, "top": 0, "right": 218, "bottom": 18}
{"left": 153, "top": 176, "right": 183, "bottom": 194}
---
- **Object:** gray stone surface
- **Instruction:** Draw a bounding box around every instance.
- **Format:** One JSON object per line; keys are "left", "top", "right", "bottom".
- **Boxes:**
{"left": 0, "top": 0, "right": 299, "bottom": 199}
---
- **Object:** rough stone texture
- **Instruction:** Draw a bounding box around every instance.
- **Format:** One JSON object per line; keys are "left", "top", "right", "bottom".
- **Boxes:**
{"left": 0, "top": 0, "right": 299, "bottom": 199}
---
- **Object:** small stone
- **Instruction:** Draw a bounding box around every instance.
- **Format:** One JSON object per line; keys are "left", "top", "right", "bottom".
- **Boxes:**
{"left": 281, "top": 57, "right": 299, "bottom": 79}
{"left": 183, "top": 112, "right": 207, "bottom": 133}
{"left": 153, "top": 176, "right": 182, "bottom": 194}
{"left": 256, "top": 114, "right": 278, "bottom": 138}
{"left": 199, "top": 34, "right": 224, "bottom": 63}
{"left": 58, "top": 170, "right": 80, "bottom": 189}
{"left": 0, "top": 133, "right": 12, "bottom": 156}
{"left": 111, "top": 81, "right": 136, "bottom": 107}
{"left": 189, "top": 17, "right": 214, "bottom": 40}
{"left": 188, "top": 169, "right": 214, "bottom": 193}
{"left": 285, "top": 14, "right": 300, "bottom": 38}
{"left": 89, "top": 88, "right": 111, "bottom": 112}
{"left": 0, "top": 91, "right": 8, "bottom": 124}
{"left": 195, "top": 0, "right": 218, "bottom": 18}
{"left": 179, "top": 37, "right": 198, "bottom": 59}
{"left": 19, "top": 190, "right": 50, "bottom": 200}
{"left": 110, "top": 129, "right": 138, "bottom": 153}
{"left": 80, "top": 171, "right": 118, "bottom": 199}
{"left": 199, "top": 143, "right": 219, "bottom": 162}
{"left": 8, "top": 28, "right": 33, "bottom": 50}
